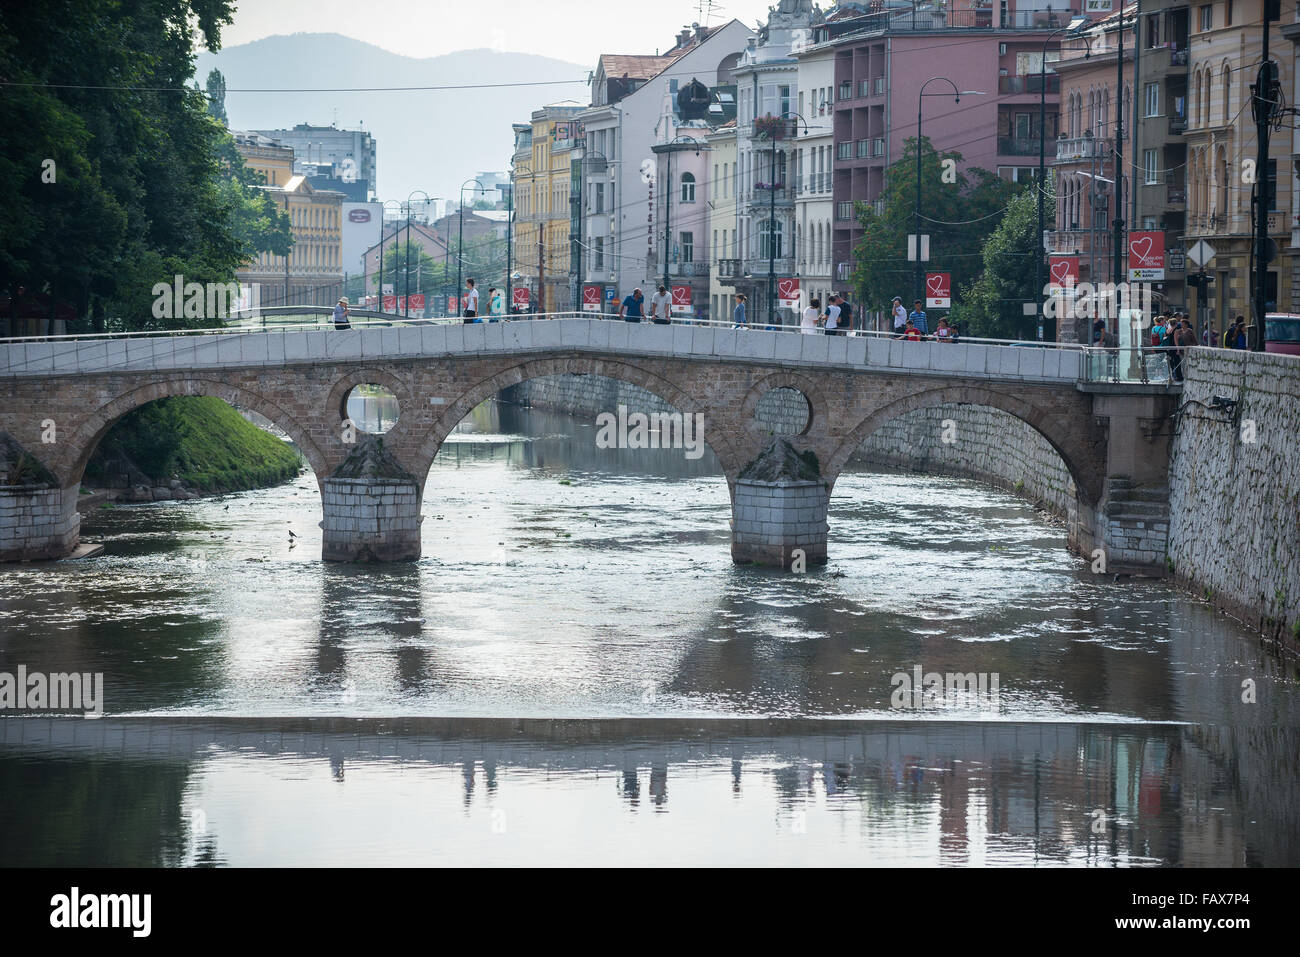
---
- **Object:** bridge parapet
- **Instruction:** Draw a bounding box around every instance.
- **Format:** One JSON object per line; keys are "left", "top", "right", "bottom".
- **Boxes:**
{"left": 0, "top": 320, "right": 1085, "bottom": 386}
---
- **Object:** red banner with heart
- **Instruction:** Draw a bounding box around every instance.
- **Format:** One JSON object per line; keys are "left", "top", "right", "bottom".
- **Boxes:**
{"left": 777, "top": 278, "right": 799, "bottom": 303}
{"left": 671, "top": 285, "right": 692, "bottom": 307}
{"left": 925, "top": 272, "right": 950, "bottom": 308}
{"left": 1127, "top": 231, "right": 1165, "bottom": 280}
{"left": 1048, "top": 256, "right": 1079, "bottom": 290}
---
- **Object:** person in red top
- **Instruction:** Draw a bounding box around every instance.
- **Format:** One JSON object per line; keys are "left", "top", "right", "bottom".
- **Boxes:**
{"left": 902, "top": 319, "right": 922, "bottom": 341}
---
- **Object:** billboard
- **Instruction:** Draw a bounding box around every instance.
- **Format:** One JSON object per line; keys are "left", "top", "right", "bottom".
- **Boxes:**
{"left": 342, "top": 202, "right": 383, "bottom": 275}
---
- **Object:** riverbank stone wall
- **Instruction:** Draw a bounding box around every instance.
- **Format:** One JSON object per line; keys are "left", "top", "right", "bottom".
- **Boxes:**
{"left": 1167, "top": 351, "right": 1300, "bottom": 639}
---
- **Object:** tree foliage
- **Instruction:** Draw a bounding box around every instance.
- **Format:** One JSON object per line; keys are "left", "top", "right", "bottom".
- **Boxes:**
{"left": 850, "top": 136, "right": 1015, "bottom": 318}
{"left": 0, "top": 0, "right": 290, "bottom": 332}
{"left": 949, "top": 179, "right": 1056, "bottom": 340}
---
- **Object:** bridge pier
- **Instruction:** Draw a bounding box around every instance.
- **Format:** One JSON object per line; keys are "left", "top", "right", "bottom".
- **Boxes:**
{"left": 0, "top": 482, "right": 80, "bottom": 562}
{"left": 730, "top": 439, "right": 829, "bottom": 569}
{"left": 319, "top": 439, "right": 422, "bottom": 563}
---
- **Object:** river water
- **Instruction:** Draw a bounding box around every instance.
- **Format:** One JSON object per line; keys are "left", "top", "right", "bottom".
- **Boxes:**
{"left": 1, "top": 399, "right": 1297, "bottom": 866}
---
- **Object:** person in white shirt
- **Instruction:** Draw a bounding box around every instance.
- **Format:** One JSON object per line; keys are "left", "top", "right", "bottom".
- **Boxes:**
{"left": 649, "top": 285, "right": 673, "bottom": 324}
{"left": 462, "top": 278, "right": 479, "bottom": 323}
{"left": 823, "top": 300, "right": 842, "bottom": 336}
{"left": 801, "top": 297, "right": 822, "bottom": 334}
{"left": 892, "top": 296, "right": 907, "bottom": 333}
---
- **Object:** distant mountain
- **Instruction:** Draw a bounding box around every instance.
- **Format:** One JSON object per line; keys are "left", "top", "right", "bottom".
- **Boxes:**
{"left": 197, "top": 34, "right": 589, "bottom": 202}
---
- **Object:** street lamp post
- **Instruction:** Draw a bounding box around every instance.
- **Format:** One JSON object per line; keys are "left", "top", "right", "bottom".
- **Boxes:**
{"left": 756, "top": 112, "right": 811, "bottom": 327}
{"left": 1112, "top": 7, "right": 1129, "bottom": 290}
{"left": 456, "top": 179, "right": 486, "bottom": 316}
{"left": 380, "top": 200, "right": 403, "bottom": 312}
{"left": 404, "top": 190, "right": 432, "bottom": 318}
{"left": 657, "top": 135, "right": 705, "bottom": 299}
{"left": 508, "top": 165, "right": 539, "bottom": 315}
{"left": 1037, "top": 16, "right": 1091, "bottom": 342}
{"left": 915, "top": 79, "right": 965, "bottom": 310}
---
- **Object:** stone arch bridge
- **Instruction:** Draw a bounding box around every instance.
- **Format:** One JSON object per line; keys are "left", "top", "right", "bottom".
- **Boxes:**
{"left": 0, "top": 320, "right": 1177, "bottom": 569}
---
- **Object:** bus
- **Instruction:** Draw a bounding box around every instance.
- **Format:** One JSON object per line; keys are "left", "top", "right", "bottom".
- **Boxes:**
{"left": 1266, "top": 313, "right": 1300, "bottom": 355}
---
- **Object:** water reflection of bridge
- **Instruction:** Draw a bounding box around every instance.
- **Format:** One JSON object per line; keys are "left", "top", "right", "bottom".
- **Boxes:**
{"left": 2, "top": 717, "right": 1294, "bottom": 866}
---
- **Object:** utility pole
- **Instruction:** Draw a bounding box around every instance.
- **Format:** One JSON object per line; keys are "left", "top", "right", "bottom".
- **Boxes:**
{"left": 1253, "top": 0, "right": 1281, "bottom": 351}
{"left": 1112, "top": 7, "right": 1127, "bottom": 289}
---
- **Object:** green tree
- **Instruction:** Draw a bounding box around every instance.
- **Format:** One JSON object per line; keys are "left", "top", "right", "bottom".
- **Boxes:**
{"left": 850, "top": 136, "right": 1015, "bottom": 318}
{"left": 0, "top": 0, "right": 251, "bottom": 333}
{"left": 950, "top": 180, "right": 1057, "bottom": 341}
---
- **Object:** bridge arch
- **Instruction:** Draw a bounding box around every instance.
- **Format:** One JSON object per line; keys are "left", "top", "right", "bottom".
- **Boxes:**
{"left": 57, "top": 376, "right": 331, "bottom": 492}
{"left": 824, "top": 383, "right": 1104, "bottom": 507}
{"left": 409, "top": 355, "right": 748, "bottom": 487}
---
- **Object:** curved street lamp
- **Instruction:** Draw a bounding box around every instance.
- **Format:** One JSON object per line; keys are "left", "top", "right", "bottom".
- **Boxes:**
{"left": 404, "top": 190, "right": 434, "bottom": 318}
{"left": 1036, "top": 15, "right": 1092, "bottom": 342}
{"left": 456, "top": 178, "right": 486, "bottom": 317}
{"left": 764, "top": 111, "right": 813, "bottom": 327}
{"left": 507, "top": 164, "right": 540, "bottom": 314}
{"left": 380, "top": 200, "right": 403, "bottom": 312}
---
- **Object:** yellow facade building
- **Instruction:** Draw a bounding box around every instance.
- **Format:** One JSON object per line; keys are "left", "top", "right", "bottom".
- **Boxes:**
{"left": 512, "top": 102, "right": 584, "bottom": 312}
{"left": 233, "top": 132, "right": 346, "bottom": 308}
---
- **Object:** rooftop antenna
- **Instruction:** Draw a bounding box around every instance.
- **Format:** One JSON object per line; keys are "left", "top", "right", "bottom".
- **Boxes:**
{"left": 697, "top": 0, "right": 724, "bottom": 27}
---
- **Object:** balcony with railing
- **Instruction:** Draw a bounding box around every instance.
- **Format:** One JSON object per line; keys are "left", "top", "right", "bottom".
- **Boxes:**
{"left": 1045, "top": 228, "right": 1112, "bottom": 258}
{"left": 998, "top": 74, "right": 1060, "bottom": 95}
{"left": 998, "top": 136, "right": 1044, "bottom": 157}
{"left": 668, "top": 261, "right": 709, "bottom": 278}
{"left": 1055, "top": 135, "right": 1112, "bottom": 162}
{"left": 1168, "top": 114, "right": 1187, "bottom": 135}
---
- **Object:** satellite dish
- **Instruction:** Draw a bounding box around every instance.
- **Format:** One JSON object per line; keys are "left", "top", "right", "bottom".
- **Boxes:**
{"left": 640, "top": 158, "right": 656, "bottom": 184}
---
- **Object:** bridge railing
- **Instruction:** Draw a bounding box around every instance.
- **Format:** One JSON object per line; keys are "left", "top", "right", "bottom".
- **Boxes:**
{"left": 1081, "top": 345, "right": 1186, "bottom": 385}
{"left": 2, "top": 307, "right": 1097, "bottom": 354}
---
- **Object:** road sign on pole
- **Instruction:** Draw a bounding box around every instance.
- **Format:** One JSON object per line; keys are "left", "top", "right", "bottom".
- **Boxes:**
{"left": 1186, "top": 239, "right": 1217, "bottom": 268}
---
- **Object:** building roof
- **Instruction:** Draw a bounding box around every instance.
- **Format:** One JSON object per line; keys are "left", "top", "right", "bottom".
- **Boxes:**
{"left": 597, "top": 54, "right": 678, "bottom": 80}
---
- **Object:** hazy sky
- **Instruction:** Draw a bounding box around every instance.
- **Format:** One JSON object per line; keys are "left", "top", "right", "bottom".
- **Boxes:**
{"left": 219, "top": 0, "right": 777, "bottom": 62}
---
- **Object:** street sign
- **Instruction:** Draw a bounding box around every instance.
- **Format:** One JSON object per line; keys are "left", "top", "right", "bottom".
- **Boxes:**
{"left": 1048, "top": 256, "right": 1079, "bottom": 290}
{"left": 582, "top": 284, "right": 602, "bottom": 312}
{"left": 1128, "top": 231, "right": 1166, "bottom": 281}
{"left": 907, "top": 234, "right": 931, "bottom": 262}
{"left": 605, "top": 287, "right": 616, "bottom": 302}
{"left": 925, "top": 272, "right": 951, "bottom": 309}
{"left": 671, "top": 285, "right": 692, "bottom": 309}
{"left": 1186, "top": 239, "right": 1217, "bottom": 268}
{"left": 777, "top": 277, "right": 800, "bottom": 306}
{"left": 512, "top": 287, "right": 530, "bottom": 309}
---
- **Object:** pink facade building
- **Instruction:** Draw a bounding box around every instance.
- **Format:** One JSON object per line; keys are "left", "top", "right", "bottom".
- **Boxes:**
{"left": 821, "top": 1, "right": 1081, "bottom": 296}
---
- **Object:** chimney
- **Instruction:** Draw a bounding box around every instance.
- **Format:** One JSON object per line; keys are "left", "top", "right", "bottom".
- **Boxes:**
{"left": 677, "top": 26, "right": 691, "bottom": 47}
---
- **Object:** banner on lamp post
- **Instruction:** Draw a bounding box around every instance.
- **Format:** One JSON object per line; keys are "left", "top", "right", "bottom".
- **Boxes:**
{"left": 777, "top": 277, "right": 800, "bottom": 306}
{"left": 925, "top": 272, "right": 951, "bottom": 309}
{"left": 1047, "top": 256, "right": 1080, "bottom": 291}
{"left": 512, "top": 287, "right": 530, "bottom": 310}
{"left": 582, "top": 284, "right": 602, "bottom": 312}
{"left": 1127, "top": 231, "right": 1166, "bottom": 281}
{"left": 671, "top": 285, "right": 693, "bottom": 312}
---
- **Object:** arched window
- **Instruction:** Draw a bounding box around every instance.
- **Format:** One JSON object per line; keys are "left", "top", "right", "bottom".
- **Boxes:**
{"left": 1203, "top": 67, "right": 1213, "bottom": 127}
{"left": 1222, "top": 65, "right": 1232, "bottom": 127}
{"left": 759, "top": 219, "right": 784, "bottom": 259}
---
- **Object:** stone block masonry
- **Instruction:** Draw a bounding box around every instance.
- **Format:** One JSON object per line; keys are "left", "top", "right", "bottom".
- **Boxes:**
{"left": 731, "top": 479, "right": 829, "bottom": 568}
{"left": 0, "top": 483, "right": 79, "bottom": 561}
{"left": 851, "top": 403, "right": 1074, "bottom": 519}
{"left": 321, "top": 477, "right": 421, "bottom": 562}
{"left": 1167, "top": 351, "right": 1300, "bottom": 639}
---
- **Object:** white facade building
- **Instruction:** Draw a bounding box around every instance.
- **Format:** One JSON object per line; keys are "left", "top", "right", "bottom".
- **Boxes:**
{"left": 793, "top": 34, "right": 835, "bottom": 318}
{"left": 730, "top": 0, "right": 817, "bottom": 325}
{"left": 575, "top": 21, "right": 755, "bottom": 299}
